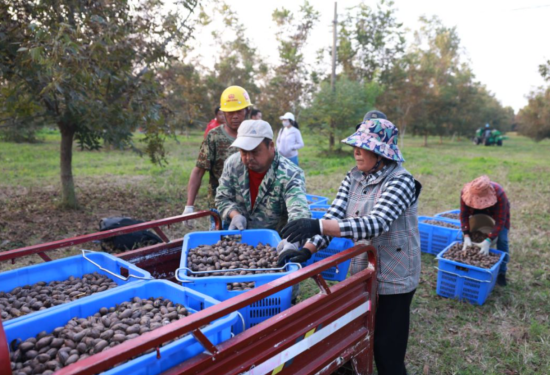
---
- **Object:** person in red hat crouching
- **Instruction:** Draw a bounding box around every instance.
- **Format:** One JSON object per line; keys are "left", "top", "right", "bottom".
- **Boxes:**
{"left": 460, "top": 175, "right": 510, "bottom": 286}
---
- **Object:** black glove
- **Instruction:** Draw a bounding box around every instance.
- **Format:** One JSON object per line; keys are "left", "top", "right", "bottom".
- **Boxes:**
{"left": 281, "top": 219, "right": 321, "bottom": 243}
{"left": 277, "top": 247, "right": 312, "bottom": 267}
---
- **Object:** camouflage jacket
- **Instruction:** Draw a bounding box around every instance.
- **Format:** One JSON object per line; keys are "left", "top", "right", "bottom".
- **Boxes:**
{"left": 195, "top": 125, "right": 237, "bottom": 206}
{"left": 215, "top": 151, "right": 311, "bottom": 232}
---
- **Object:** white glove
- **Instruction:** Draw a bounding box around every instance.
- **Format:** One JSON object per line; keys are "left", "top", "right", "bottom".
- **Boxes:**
{"left": 462, "top": 235, "right": 472, "bottom": 251}
{"left": 475, "top": 239, "right": 491, "bottom": 256}
{"left": 228, "top": 214, "right": 247, "bottom": 230}
{"left": 276, "top": 239, "right": 311, "bottom": 266}
{"left": 276, "top": 239, "right": 299, "bottom": 255}
{"left": 182, "top": 206, "right": 194, "bottom": 229}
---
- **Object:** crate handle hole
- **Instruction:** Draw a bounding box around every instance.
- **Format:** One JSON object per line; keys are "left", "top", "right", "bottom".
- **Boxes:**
{"left": 455, "top": 265, "right": 469, "bottom": 272}
{"left": 120, "top": 266, "right": 129, "bottom": 278}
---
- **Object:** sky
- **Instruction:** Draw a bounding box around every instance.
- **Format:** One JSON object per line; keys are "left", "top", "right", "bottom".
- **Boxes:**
{"left": 190, "top": 0, "right": 550, "bottom": 112}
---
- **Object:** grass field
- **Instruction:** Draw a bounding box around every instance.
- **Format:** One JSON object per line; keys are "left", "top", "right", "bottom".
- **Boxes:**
{"left": 1, "top": 129, "right": 549, "bottom": 374}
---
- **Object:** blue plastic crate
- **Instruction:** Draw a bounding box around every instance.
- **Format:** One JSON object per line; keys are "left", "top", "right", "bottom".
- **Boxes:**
{"left": 303, "top": 237, "right": 354, "bottom": 282}
{"left": 306, "top": 194, "right": 329, "bottom": 208}
{"left": 310, "top": 204, "right": 331, "bottom": 219}
{"left": 418, "top": 216, "right": 463, "bottom": 255}
{"left": 4, "top": 280, "right": 238, "bottom": 375}
{"left": 177, "top": 230, "right": 299, "bottom": 332}
{"left": 434, "top": 209, "right": 461, "bottom": 224}
{"left": 436, "top": 242, "right": 505, "bottom": 305}
{"left": 1, "top": 251, "right": 151, "bottom": 327}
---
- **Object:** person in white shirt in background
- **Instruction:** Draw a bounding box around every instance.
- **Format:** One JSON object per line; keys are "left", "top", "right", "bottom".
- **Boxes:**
{"left": 276, "top": 112, "right": 304, "bottom": 166}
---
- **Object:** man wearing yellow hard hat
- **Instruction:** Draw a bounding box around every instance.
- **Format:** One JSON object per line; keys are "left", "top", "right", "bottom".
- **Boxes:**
{"left": 183, "top": 86, "right": 252, "bottom": 228}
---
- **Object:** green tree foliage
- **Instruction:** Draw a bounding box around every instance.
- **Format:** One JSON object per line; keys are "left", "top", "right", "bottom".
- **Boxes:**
{"left": 338, "top": 0, "right": 405, "bottom": 84}
{"left": 0, "top": 82, "right": 49, "bottom": 142}
{"left": 376, "top": 51, "right": 432, "bottom": 145}
{"left": 539, "top": 60, "right": 550, "bottom": 81}
{"left": 410, "top": 16, "right": 462, "bottom": 144}
{"left": 377, "top": 16, "right": 512, "bottom": 145}
{"left": 517, "top": 59, "right": 550, "bottom": 141}
{"left": 159, "top": 61, "right": 210, "bottom": 133}
{"left": 302, "top": 76, "right": 380, "bottom": 151}
{"left": 0, "top": 0, "right": 198, "bottom": 208}
{"left": 517, "top": 87, "right": 550, "bottom": 141}
{"left": 202, "top": 1, "right": 266, "bottom": 107}
{"left": 256, "top": 1, "right": 320, "bottom": 126}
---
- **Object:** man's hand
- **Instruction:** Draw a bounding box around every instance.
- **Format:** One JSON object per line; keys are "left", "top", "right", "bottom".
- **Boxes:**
{"left": 182, "top": 206, "right": 194, "bottom": 229}
{"left": 228, "top": 214, "right": 247, "bottom": 230}
{"left": 475, "top": 238, "right": 491, "bottom": 256}
{"left": 462, "top": 235, "right": 472, "bottom": 251}
{"left": 277, "top": 246, "right": 312, "bottom": 267}
{"left": 281, "top": 219, "right": 321, "bottom": 243}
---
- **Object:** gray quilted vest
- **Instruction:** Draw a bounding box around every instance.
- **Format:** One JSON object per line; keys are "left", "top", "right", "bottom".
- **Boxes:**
{"left": 347, "top": 163, "right": 421, "bottom": 295}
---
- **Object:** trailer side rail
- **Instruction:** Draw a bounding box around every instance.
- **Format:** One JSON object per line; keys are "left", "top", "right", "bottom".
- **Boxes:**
{"left": 0, "top": 212, "right": 221, "bottom": 289}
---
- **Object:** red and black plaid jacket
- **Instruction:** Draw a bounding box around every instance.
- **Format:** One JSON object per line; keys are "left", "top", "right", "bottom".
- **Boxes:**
{"left": 460, "top": 182, "right": 510, "bottom": 240}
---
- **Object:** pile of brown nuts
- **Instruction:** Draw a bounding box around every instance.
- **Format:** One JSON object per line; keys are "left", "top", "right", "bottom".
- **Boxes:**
{"left": 187, "top": 240, "right": 282, "bottom": 291}
{"left": 311, "top": 208, "right": 327, "bottom": 212}
{"left": 443, "top": 243, "right": 500, "bottom": 269}
{"left": 9, "top": 296, "right": 190, "bottom": 375}
{"left": 470, "top": 231, "right": 488, "bottom": 243}
{"left": 0, "top": 273, "right": 118, "bottom": 322}
{"left": 439, "top": 212, "right": 460, "bottom": 220}
{"left": 423, "top": 220, "right": 460, "bottom": 228}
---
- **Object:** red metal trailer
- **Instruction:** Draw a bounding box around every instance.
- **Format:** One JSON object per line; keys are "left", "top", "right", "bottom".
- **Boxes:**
{"left": 0, "top": 212, "right": 377, "bottom": 375}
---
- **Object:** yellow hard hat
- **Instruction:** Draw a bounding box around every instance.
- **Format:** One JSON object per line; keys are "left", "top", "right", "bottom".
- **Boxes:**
{"left": 220, "top": 86, "right": 252, "bottom": 112}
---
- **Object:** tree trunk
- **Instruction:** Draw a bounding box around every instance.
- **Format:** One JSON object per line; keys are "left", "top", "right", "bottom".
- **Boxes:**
{"left": 329, "top": 119, "right": 335, "bottom": 151}
{"left": 59, "top": 125, "right": 79, "bottom": 209}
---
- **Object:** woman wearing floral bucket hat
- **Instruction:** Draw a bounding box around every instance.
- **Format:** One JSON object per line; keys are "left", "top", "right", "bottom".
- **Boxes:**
{"left": 278, "top": 118, "right": 421, "bottom": 375}
{"left": 460, "top": 175, "right": 510, "bottom": 286}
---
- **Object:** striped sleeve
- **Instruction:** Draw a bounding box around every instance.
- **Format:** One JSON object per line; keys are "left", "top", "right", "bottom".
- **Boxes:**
{"left": 337, "top": 174, "right": 416, "bottom": 241}
{"left": 308, "top": 173, "right": 352, "bottom": 250}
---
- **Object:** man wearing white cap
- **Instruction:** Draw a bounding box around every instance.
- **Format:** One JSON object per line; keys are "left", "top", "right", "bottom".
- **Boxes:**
{"left": 215, "top": 119, "right": 310, "bottom": 233}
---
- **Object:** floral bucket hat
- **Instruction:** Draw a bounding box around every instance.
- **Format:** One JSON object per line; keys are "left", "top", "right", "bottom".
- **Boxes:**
{"left": 342, "top": 119, "right": 405, "bottom": 162}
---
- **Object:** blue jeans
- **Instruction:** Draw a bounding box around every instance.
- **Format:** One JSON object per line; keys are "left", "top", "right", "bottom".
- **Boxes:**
{"left": 496, "top": 227, "right": 509, "bottom": 275}
{"left": 288, "top": 156, "right": 299, "bottom": 166}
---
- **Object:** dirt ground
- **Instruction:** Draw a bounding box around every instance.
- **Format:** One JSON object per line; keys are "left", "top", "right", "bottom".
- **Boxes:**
{"left": 0, "top": 177, "right": 207, "bottom": 271}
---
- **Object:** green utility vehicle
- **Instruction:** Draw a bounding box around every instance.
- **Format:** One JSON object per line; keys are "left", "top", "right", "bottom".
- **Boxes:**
{"left": 473, "top": 126, "right": 506, "bottom": 146}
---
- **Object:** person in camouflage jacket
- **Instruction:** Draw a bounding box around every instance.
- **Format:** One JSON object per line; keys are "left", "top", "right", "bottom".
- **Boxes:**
{"left": 215, "top": 120, "right": 310, "bottom": 233}
{"left": 195, "top": 125, "right": 238, "bottom": 207}
{"left": 183, "top": 86, "right": 252, "bottom": 228}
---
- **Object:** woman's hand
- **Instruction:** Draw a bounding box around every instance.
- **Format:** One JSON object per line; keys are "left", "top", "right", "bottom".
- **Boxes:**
{"left": 281, "top": 219, "right": 321, "bottom": 243}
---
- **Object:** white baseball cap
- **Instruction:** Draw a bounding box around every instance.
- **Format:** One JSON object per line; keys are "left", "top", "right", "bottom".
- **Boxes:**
{"left": 231, "top": 120, "right": 274, "bottom": 151}
{"left": 279, "top": 112, "right": 295, "bottom": 121}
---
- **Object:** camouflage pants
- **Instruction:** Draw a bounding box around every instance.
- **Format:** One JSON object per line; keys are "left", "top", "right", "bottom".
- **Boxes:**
{"left": 207, "top": 184, "right": 217, "bottom": 210}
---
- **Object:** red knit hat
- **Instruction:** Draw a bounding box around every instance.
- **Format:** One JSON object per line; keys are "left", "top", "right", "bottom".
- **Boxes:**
{"left": 462, "top": 175, "right": 497, "bottom": 209}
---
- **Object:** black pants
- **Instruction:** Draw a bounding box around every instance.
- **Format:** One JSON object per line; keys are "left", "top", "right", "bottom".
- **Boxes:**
{"left": 374, "top": 289, "right": 416, "bottom": 375}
